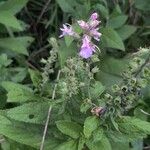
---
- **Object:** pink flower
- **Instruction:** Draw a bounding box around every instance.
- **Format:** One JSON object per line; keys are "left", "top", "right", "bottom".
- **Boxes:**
{"left": 59, "top": 24, "right": 74, "bottom": 38}
{"left": 89, "top": 20, "right": 101, "bottom": 29}
{"left": 77, "top": 13, "right": 101, "bottom": 42}
{"left": 79, "top": 35, "right": 95, "bottom": 59}
{"left": 90, "top": 12, "right": 99, "bottom": 20}
{"left": 77, "top": 20, "right": 89, "bottom": 30}
{"left": 90, "top": 28, "right": 102, "bottom": 41}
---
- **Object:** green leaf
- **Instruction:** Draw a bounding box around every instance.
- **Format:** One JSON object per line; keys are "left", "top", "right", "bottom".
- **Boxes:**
{"left": 54, "top": 140, "right": 77, "bottom": 150}
{"left": 0, "top": 11, "right": 22, "bottom": 30}
{"left": 90, "top": 81, "right": 105, "bottom": 99}
{"left": 80, "top": 101, "right": 91, "bottom": 113}
{"left": 11, "top": 68, "right": 27, "bottom": 83}
{"left": 95, "top": 4, "right": 109, "bottom": 19}
{"left": 101, "top": 27, "right": 125, "bottom": 51}
{"left": 0, "top": 36, "right": 34, "bottom": 55}
{"left": 64, "top": 36, "right": 74, "bottom": 47}
{"left": 78, "top": 136, "right": 86, "bottom": 150}
{"left": 28, "top": 69, "right": 42, "bottom": 87}
{"left": 135, "top": 0, "right": 150, "bottom": 11}
{"left": 86, "top": 134, "right": 112, "bottom": 150}
{"left": 117, "top": 25, "right": 137, "bottom": 40}
{"left": 0, "top": 115, "right": 59, "bottom": 149}
{"left": 56, "top": 0, "right": 74, "bottom": 13}
{"left": 0, "top": 53, "right": 12, "bottom": 67}
{"left": 0, "top": 0, "right": 29, "bottom": 14}
{"left": 6, "top": 102, "right": 50, "bottom": 124}
{"left": 118, "top": 116, "right": 150, "bottom": 137}
{"left": 58, "top": 40, "right": 77, "bottom": 67}
{"left": 1, "top": 81, "right": 40, "bottom": 103}
{"left": 84, "top": 116, "right": 99, "bottom": 138}
{"left": 96, "top": 56, "right": 129, "bottom": 87}
{"left": 110, "top": 141, "right": 130, "bottom": 150}
{"left": 93, "top": 128, "right": 104, "bottom": 143}
{"left": 56, "top": 120, "right": 82, "bottom": 139}
{"left": 110, "top": 4, "right": 122, "bottom": 17}
{"left": 108, "top": 15, "right": 128, "bottom": 29}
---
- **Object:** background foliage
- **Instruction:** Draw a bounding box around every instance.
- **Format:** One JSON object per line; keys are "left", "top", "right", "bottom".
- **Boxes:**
{"left": 0, "top": 0, "right": 150, "bottom": 150}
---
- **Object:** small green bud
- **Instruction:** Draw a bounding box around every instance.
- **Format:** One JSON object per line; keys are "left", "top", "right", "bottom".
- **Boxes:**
{"left": 143, "top": 67, "right": 150, "bottom": 78}
{"left": 91, "top": 66, "right": 99, "bottom": 73}
{"left": 133, "top": 57, "right": 143, "bottom": 65}
{"left": 41, "top": 58, "right": 47, "bottom": 64}
{"left": 114, "top": 96, "right": 121, "bottom": 104}
{"left": 126, "top": 94, "right": 135, "bottom": 102}
{"left": 129, "top": 78, "right": 137, "bottom": 86}
{"left": 138, "top": 78, "right": 147, "bottom": 88}
{"left": 104, "top": 93, "right": 113, "bottom": 100}
{"left": 112, "top": 84, "right": 120, "bottom": 93}
{"left": 91, "top": 54, "right": 100, "bottom": 62}
{"left": 121, "top": 86, "right": 128, "bottom": 93}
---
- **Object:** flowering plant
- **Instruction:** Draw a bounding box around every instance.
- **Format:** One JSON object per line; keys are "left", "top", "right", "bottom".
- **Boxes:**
{"left": 60, "top": 12, "right": 101, "bottom": 58}
{"left": 0, "top": 8, "right": 150, "bottom": 150}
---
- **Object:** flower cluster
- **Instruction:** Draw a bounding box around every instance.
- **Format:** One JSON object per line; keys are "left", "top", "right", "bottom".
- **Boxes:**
{"left": 59, "top": 12, "right": 101, "bottom": 59}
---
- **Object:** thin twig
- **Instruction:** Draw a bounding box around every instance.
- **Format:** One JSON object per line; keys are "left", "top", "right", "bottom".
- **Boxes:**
{"left": 36, "top": 0, "right": 52, "bottom": 25}
{"left": 40, "top": 70, "right": 61, "bottom": 150}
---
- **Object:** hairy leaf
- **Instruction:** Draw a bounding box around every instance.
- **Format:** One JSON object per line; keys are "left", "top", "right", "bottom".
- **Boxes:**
{"left": 86, "top": 134, "right": 112, "bottom": 150}
{"left": 101, "top": 27, "right": 125, "bottom": 51}
{"left": 0, "top": 36, "right": 34, "bottom": 55}
{"left": 108, "top": 15, "right": 128, "bottom": 29}
{"left": 84, "top": 116, "right": 99, "bottom": 138}
{"left": 117, "top": 25, "right": 137, "bottom": 40}
{"left": 56, "top": 120, "right": 82, "bottom": 139}
{"left": 0, "top": 0, "right": 29, "bottom": 14}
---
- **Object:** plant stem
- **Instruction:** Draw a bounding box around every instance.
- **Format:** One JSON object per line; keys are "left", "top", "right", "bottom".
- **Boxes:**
{"left": 40, "top": 70, "right": 61, "bottom": 150}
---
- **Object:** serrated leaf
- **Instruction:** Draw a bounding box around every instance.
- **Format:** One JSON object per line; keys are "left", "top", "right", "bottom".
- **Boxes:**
{"left": 56, "top": 0, "right": 74, "bottom": 13}
{"left": 95, "top": 4, "right": 109, "bottom": 19}
{"left": 0, "top": 115, "right": 59, "bottom": 149}
{"left": 0, "top": 0, "right": 29, "bottom": 14}
{"left": 93, "top": 128, "right": 104, "bottom": 143}
{"left": 86, "top": 134, "right": 112, "bottom": 150}
{"left": 108, "top": 15, "right": 128, "bottom": 29}
{"left": 56, "top": 120, "right": 82, "bottom": 139}
{"left": 0, "top": 11, "right": 22, "bottom": 30}
{"left": 0, "top": 53, "right": 12, "bottom": 67}
{"left": 101, "top": 27, "right": 125, "bottom": 51}
{"left": 118, "top": 116, "right": 150, "bottom": 137}
{"left": 7, "top": 102, "right": 50, "bottom": 124}
{"left": 0, "top": 36, "right": 34, "bottom": 55}
{"left": 54, "top": 140, "right": 77, "bottom": 150}
{"left": 135, "top": 0, "right": 150, "bottom": 11}
{"left": 84, "top": 116, "right": 99, "bottom": 138}
{"left": 78, "top": 136, "right": 86, "bottom": 150}
{"left": 1, "top": 81, "right": 40, "bottom": 103}
{"left": 28, "top": 69, "right": 42, "bottom": 87}
{"left": 117, "top": 25, "right": 137, "bottom": 40}
{"left": 96, "top": 56, "right": 129, "bottom": 87}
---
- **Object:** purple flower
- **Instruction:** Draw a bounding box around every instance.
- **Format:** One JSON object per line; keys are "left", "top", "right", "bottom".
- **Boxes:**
{"left": 90, "top": 28, "right": 102, "bottom": 41}
{"left": 79, "top": 35, "right": 95, "bottom": 59}
{"left": 77, "top": 13, "right": 101, "bottom": 42}
{"left": 89, "top": 20, "right": 100, "bottom": 29}
{"left": 90, "top": 12, "right": 98, "bottom": 20}
{"left": 77, "top": 20, "right": 89, "bottom": 30}
{"left": 59, "top": 24, "right": 74, "bottom": 38}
